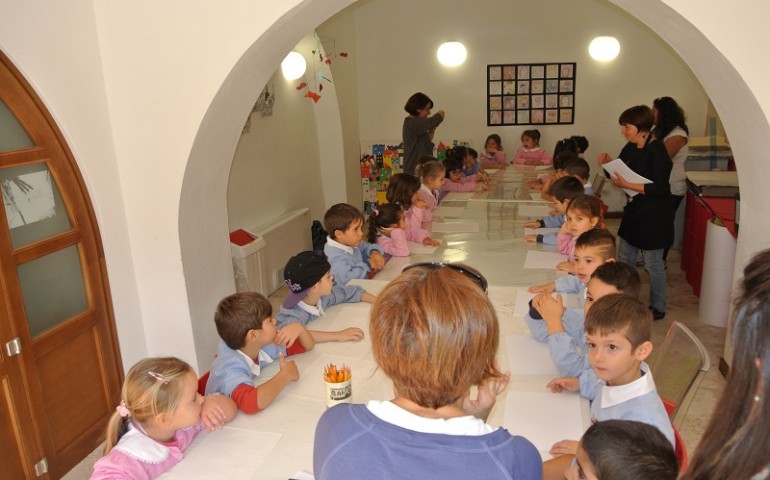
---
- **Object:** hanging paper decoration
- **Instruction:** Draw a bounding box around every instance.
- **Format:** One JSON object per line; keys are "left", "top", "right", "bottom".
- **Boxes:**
{"left": 293, "top": 36, "right": 348, "bottom": 103}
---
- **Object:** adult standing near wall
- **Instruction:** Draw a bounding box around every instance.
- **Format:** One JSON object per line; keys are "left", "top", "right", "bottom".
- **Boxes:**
{"left": 680, "top": 249, "right": 770, "bottom": 480}
{"left": 598, "top": 105, "right": 672, "bottom": 320}
{"left": 402, "top": 92, "right": 445, "bottom": 175}
{"left": 652, "top": 96, "right": 689, "bottom": 261}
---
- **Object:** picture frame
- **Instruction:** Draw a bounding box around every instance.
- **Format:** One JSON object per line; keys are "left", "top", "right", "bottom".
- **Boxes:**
{"left": 487, "top": 62, "right": 576, "bottom": 126}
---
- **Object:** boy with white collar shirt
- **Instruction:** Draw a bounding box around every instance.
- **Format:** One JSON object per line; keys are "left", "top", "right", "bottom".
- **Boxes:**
{"left": 542, "top": 294, "right": 674, "bottom": 480}
{"left": 276, "top": 250, "right": 376, "bottom": 344}
{"left": 323, "top": 203, "right": 386, "bottom": 286}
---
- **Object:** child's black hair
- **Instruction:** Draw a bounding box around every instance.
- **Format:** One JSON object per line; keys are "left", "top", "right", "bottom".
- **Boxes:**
{"left": 366, "top": 203, "right": 403, "bottom": 244}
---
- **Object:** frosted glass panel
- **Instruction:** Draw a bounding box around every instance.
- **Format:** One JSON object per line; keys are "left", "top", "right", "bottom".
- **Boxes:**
{"left": 18, "top": 245, "right": 88, "bottom": 338}
{"left": 0, "top": 98, "right": 34, "bottom": 152}
{"left": 1, "top": 162, "right": 72, "bottom": 249}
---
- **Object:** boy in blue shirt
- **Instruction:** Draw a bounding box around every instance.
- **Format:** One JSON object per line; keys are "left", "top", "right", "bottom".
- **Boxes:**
{"left": 543, "top": 294, "right": 674, "bottom": 479}
{"left": 205, "top": 291, "right": 314, "bottom": 414}
{"left": 276, "top": 250, "right": 376, "bottom": 343}
{"left": 524, "top": 176, "right": 584, "bottom": 245}
{"left": 323, "top": 203, "right": 385, "bottom": 285}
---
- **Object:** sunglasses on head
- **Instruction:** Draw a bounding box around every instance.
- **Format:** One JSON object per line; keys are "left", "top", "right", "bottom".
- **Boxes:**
{"left": 402, "top": 262, "right": 488, "bottom": 293}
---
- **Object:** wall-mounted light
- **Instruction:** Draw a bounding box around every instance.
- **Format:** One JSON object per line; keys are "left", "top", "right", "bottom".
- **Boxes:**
{"left": 281, "top": 51, "right": 307, "bottom": 80}
{"left": 588, "top": 36, "right": 620, "bottom": 62}
{"left": 437, "top": 42, "right": 467, "bottom": 67}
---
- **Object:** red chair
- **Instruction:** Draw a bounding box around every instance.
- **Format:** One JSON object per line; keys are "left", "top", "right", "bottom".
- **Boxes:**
{"left": 197, "top": 371, "right": 210, "bottom": 396}
{"left": 663, "top": 398, "right": 688, "bottom": 472}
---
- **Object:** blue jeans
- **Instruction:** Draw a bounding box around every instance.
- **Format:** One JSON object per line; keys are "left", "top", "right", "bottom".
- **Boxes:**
{"left": 618, "top": 238, "right": 666, "bottom": 312}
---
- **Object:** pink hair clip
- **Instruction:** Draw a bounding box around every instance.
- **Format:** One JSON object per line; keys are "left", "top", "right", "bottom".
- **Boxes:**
{"left": 116, "top": 401, "right": 131, "bottom": 418}
{"left": 148, "top": 371, "right": 171, "bottom": 385}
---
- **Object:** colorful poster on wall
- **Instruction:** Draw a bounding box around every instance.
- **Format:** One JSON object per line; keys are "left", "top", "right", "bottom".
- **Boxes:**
{"left": 487, "top": 62, "right": 576, "bottom": 126}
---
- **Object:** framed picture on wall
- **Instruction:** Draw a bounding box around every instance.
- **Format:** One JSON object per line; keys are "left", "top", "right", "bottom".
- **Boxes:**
{"left": 487, "top": 62, "right": 576, "bottom": 126}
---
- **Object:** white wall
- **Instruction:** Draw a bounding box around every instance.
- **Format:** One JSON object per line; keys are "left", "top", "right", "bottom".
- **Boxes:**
{"left": 2, "top": 0, "right": 769, "bottom": 375}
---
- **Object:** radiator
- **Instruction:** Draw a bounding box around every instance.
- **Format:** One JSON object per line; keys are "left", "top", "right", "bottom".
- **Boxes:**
{"left": 246, "top": 208, "right": 312, "bottom": 295}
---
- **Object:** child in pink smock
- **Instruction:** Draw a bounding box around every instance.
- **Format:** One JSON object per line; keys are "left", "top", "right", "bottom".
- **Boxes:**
{"left": 479, "top": 134, "right": 507, "bottom": 168}
{"left": 555, "top": 194, "right": 602, "bottom": 272}
{"left": 513, "top": 129, "right": 552, "bottom": 165}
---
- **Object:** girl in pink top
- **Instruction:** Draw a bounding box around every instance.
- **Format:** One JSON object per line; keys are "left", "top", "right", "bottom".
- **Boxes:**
{"left": 513, "top": 129, "right": 553, "bottom": 165}
{"left": 91, "top": 357, "right": 237, "bottom": 480}
{"left": 415, "top": 159, "right": 445, "bottom": 217}
{"left": 386, "top": 173, "right": 440, "bottom": 245}
{"left": 555, "top": 194, "right": 602, "bottom": 272}
{"left": 439, "top": 157, "right": 488, "bottom": 201}
{"left": 479, "top": 134, "right": 507, "bottom": 168}
{"left": 368, "top": 204, "right": 411, "bottom": 257}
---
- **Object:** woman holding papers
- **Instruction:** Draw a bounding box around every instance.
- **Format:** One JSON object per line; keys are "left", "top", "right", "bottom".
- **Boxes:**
{"left": 598, "top": 105, "right": 672, "bottom": 320}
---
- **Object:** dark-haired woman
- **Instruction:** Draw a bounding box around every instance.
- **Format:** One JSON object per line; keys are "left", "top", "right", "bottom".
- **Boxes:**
{"left": 598, "top": 105, "right": 672, "bottom": 320}
{"left": 402, "top": 92, "right": 444, "bottom": 175}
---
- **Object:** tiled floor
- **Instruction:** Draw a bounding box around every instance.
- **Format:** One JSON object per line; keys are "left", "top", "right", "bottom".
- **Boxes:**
{"left": 63, "top": 221, "right": 727, "bottom": 478}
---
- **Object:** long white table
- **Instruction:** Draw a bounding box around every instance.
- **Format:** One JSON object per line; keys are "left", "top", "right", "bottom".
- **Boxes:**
{"left": 159, "top": 167, "right": 589, "bottom": 479}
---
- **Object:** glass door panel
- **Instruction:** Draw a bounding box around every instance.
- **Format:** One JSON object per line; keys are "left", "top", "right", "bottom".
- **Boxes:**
{"left": 0, "top": 98, "right": 34, "bottom": 152}
{"left": 17, "top": 244, "right": 88, "bottom": 337}
{"left": 0, "top": 162, "right": 72, "bottom": 249}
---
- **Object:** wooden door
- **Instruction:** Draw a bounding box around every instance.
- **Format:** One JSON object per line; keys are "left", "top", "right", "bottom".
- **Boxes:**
{"left": 0, "top": 52, "right": 123, "bottom": 478}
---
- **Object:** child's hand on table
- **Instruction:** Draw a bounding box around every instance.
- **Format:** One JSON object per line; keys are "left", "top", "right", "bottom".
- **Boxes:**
{"left": 332, "top": 327, "right": 365, "bottom": 342}
{"left": 523, "top": 234, "right": 537, "bottom": 243}
{"left": 556, "top": 261, "right": 573, "bottom": 272}
{"left": 523, "top": 220, "right": 541, "bottom": 229}
{"left": 528, "top": 282, "right": 555, "bottom": 294}
{"left": 550, "top": 440, "right": 579, "bottom": 457}
{"left": 369, "top": 251, "right": 385, "bottom": 270}
{"left": 546, "top": 377, "right": 579, "bottom": 393}
{"left": 422, "top": 237, "right": 440, "bottom": 247}
{"left": 200, "top": 394, "right": 230, "bottom": 431}
{"left": 275, "top": 323, "right": 304, "bottom": 348}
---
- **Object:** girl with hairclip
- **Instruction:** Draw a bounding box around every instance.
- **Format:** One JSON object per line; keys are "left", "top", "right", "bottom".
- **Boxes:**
{"left": 91, "top": 357, "right": 237, "bottom": 479}
{"left": 367, "top": 203, "right": 410, "bottom": 257}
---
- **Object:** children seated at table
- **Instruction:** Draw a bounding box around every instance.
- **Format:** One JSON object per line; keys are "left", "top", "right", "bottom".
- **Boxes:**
{"left": 526, "top": 261, "right": 640, "bottom": 397}
{"left": 479, "top": 133, "right": 507, "bottom": 168}
{"left": 276, "top": 250, "right": 375, "bottom": 340}
{"left": 313, "top": 263, "right": 542, "bottom": 479}
{"left": 323, "top": 203, "right": 385, "bottom": 285}
{"left": 566, "top": 420, "right": 678, "bottom": 480}
{"left": 367, "top": 203, "right": 410, "bottom": 257}
{"left": 569, "top": 135, "right": 590, "bottom": 159}
{"left": 523, "top": 176, "right": 584, "bottom": 245}
{"left": 415, "top": 157, "right": 445, "bottom": 220}
{"left": 385, "top": 173, "right": 439, "bottom": 246}
{"left": 556, "top": 194, "right": 603, "bottom": 271}
{"left": 563, "top": 157, "right": 593, "bottom": 195}
{"left": 439, "top": 156, "right": 488, "bottom": 201}
{"left": 92, "top": 357, "right": 237, "bottom": 479}
{"left": 206, "top": 292, "right": 314, "bottom": 413}
{"left": 543, "top": 294, "right": 675, "bottom": 479}
{"left": 463, "top": 148, "right": 490, "bottom": 182}
{"left": 528, "top": 228, "right": 617, "bottom": 308}
{"left": 513, "top": 129, "right": 553, "bottom": 166}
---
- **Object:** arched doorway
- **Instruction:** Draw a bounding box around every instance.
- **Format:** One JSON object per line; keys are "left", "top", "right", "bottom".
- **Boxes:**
{"left": 0, "top": 51, "right": 123, "bottom": 479}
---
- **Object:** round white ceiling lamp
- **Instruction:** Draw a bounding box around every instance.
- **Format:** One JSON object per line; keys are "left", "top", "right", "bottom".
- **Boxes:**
{"left": 588, "top": 36, "right": 620, "bottom": 62}
{"left": 437, "top": 41, "right": 467, "bottom": 67}
{"left": 281, "top": 51, "right": 307, "bottom": 80}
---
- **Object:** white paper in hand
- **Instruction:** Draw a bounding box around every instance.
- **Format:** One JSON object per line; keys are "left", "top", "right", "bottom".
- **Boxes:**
{"left": 603, "top": 158, "right": 652, "bottom": 197}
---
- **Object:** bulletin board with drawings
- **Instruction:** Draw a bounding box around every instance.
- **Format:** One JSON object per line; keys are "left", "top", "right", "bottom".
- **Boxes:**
{"left": 487, "top": 62, "right": 576, "bottom": 126}
{"left": 359, "top": 140, "right": 470, "bottom": 214}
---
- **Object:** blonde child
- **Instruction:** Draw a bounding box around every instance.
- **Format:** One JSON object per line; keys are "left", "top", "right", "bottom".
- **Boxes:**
{"left": 415, "top": 157, "right": 446, "bottom": 221}
{"left": 385, "top": 173, "right": 440, "bottom": 246}
{"left": 314, "top": 263, "right": 542, "bottom": 478}
{"left": 91, "top": 357, "right": 237, "bottom": 479}
{"left": 367, "top": 203, "right": 409, "bottom": 256}
{"left": 523, "top": 176, "right": 584, "bottom": 245}
{"left": 556, "top": 194, "right": 602, "bottom": 271}
{"left": 543, "top": 295, "right": 674, "bottom": 480}
{"left": 276, "top": 251, "right": 376, "bottom": 341}
{"left": 439, "top": 156, "right": 488, "bottom": 201}
{"left": 206, "top": 291, "right": 314, "bottom": 413}
{"left": 513, "top": 129, "right": 552, "bottom": 165}
{"left": 479, "top": 133, "right": 507, "bottom": 168}
{"left": 323, "top": 203, "right": 386, "bottom": 285}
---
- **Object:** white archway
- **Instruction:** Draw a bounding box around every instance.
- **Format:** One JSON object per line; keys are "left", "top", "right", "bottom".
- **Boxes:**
{"left": 180, "top": 0, "right": 770, "bottom": 367}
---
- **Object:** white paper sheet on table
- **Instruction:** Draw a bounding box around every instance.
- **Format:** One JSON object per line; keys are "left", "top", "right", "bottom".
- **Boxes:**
{"left": 408, "top": 241, "right": 438, "bottom": 254}
{"left": 159, "top": 428, "right": 281, "bottom": 479}
{"left": 529, "top": 193, "right": 544, "bottom": 200}
{"left": 431, "top": 222, "right": 480, "bottom": 233}
{"left": 286, "top": 354, "right": 378, "bottom": 399}
{"left": 442, "top": 191, "right": 475, "bottom": 201}
{"left": 485, "top": 168, "right": 499, "bottom": 174}
{"left": 524, "top": 227, "right": 560, "bottom": 237}
{"left": 535, "top": 165, "right": 552, "bottom": 171}
{"left": 524, "top": 250, "right": 568, "bottom": 269}
{"left": 506, "top": 335, "right": 559, "bottom": 375}
{"left": 290, "top": 472, "right": 315, "bottom": 480}
{"left": 518, "top": 205, "right": 553, "bottom": 218}
{"left": 602, "top": 158, "right": 651, "bottom": 197}
{"left": 503, "top": 390, "right": 586, "bottom": 460}
{"left": 433, "top": 205, "right": 465, "bottom": 217}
